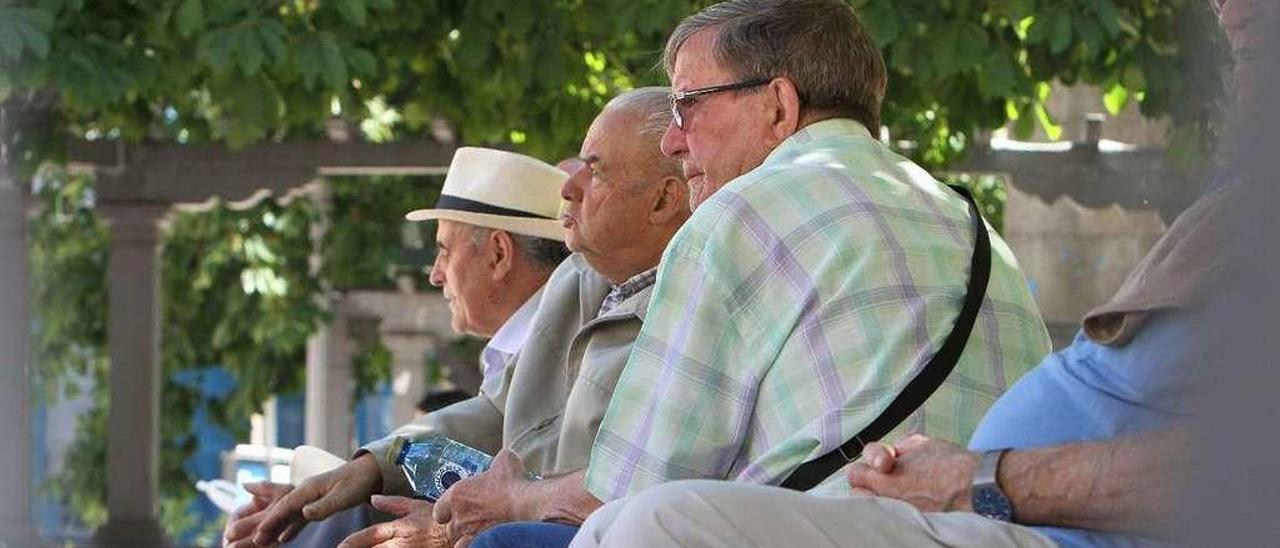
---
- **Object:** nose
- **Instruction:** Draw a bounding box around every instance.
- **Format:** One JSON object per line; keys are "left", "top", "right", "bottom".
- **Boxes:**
{"left": 428, "top": 259, "right": 445, "bottom": 287}
{"left": 561, "top": 162, "right": 587, "bottom": 202}
{"left": 660, "top": 119, "right": 688, "bottom": 158}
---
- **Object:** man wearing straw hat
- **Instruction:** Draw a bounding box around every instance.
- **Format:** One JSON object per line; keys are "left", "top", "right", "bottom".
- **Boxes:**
{"left": 222, "top": 146, "right": 571, "bottom": 546}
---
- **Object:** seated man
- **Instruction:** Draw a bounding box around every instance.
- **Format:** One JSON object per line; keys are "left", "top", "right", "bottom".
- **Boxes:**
{"left": 228, "top": 87, "right": 691, "bottom": 547}
{"left": 466, "top": 0, "right": 1050, "bottom": 545}
{"left": 564, "top": 1, "right": 1269, "bottom": 546}
{"left": 221, "top": 146, "right": 571, "bottom": 546}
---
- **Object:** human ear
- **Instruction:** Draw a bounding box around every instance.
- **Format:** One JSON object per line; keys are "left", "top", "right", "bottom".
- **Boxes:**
{"left": 766, "top": 77, "right": 803, "bottom": 141}
{"left": 649, "top": 175, "right": 690, "bottom": 224}
{"left": 488, "top": 230, "right": 515, "bottom": 280}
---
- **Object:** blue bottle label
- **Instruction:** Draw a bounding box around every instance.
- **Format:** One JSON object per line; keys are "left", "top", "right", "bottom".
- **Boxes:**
{"left": 396, "top": 436, "right": 493, "bottom": 502}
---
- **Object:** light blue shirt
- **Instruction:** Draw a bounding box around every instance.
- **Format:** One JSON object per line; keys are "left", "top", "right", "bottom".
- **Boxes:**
{"left": 969, "top": 310, "right": 1200, "bottom": 548}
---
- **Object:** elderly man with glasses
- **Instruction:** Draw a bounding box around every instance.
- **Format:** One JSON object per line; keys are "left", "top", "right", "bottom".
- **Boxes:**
{"left": 558, "top": 1, "right": 1276, "bottom": 547}
{"left": 466, "top": 0, "right": 1051, "bottom": 546}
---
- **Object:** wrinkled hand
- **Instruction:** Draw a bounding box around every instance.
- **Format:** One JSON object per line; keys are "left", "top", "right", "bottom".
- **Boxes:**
{"left": 251, "top": 453, "right": 382, "bottom": 545}
{"left": 223, "top": 482, "right": 292, "bottom": 547}
{"left": 847, "top": 434, "right": 980, "bottom": 513}
{"left": 337, "top": 496, "right": 449, "bottom": 548}
{"left": 433, "top": 449, "right": 537, "bottom": 547}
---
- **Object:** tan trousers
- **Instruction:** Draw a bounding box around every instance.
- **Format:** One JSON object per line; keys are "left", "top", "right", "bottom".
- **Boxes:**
{"left": 570, "top": 480, "right": 1057, "bottom": 548}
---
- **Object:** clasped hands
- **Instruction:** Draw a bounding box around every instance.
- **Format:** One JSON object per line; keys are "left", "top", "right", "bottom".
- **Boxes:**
{"left": 846, "top": 434, "right": 983, "bottom": 513}
{"left": 223, "top": 449, "right": 537, "bottom": 548}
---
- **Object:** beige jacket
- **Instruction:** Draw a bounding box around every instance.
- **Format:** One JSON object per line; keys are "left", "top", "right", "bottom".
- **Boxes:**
{"left": 358, "top": 254, "right": 651, "bottom": 494}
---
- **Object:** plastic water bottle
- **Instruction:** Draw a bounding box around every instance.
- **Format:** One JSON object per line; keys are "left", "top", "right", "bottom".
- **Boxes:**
{"left": 196, "top": 479, "right": 251, "bottom": 513}
{"left": 396, "top": 436, "right": 493, "bottom": 501}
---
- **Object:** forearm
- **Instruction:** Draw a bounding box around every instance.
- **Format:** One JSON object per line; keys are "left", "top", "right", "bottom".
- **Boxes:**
{"left": 1001, "top": 429, "right": 1189, "bottom": 536}
{"left": 516, "top": 470, "right": 602, "bottom": 526}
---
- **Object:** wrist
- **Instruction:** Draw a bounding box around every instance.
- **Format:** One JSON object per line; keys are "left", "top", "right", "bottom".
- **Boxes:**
{"left": 969, "top": 449, "right": 1014, "bottom": 522}
{"left": 508, "top": 475, "right": 545, "bottom": 522}
{"left": 951, "top": 450, "right": 982, "bottom": 512}
{"left": 353, "top": 453, "right": 384, "bottom": 493}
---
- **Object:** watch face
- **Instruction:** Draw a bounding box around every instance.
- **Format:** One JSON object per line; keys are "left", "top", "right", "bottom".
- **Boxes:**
{"left": 973, "top": 484, "right": 1014, "bottom": 522}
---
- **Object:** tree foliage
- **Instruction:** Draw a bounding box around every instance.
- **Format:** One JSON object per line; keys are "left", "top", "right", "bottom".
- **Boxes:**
{"left": 2, "top": 0, "right": 1226, "bottom": 170}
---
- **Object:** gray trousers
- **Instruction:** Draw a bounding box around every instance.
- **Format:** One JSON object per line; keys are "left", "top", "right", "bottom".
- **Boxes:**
{"left": 570, "top": 480, "right": 1056, "bottom": 548}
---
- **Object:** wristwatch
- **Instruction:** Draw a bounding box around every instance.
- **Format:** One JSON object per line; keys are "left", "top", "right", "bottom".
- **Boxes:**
{"left": 971, "top": 448, "right": 1014, "bottom": 522}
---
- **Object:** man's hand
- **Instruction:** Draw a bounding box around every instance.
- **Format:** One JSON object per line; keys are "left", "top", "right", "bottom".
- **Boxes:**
{"left": 251, "top": 453, "right": 383, "bottom": 545}
{"left": 847, "top": 434, "right": 981, "bottom": 513}
{"left": 223, "top": 482, "right": 292, "bottom": 548}
{"left": 338, "top": 496, "right": 449, "bottom": 548}
{"left": 433, "top": 449, "right": 538, "bottom": 547}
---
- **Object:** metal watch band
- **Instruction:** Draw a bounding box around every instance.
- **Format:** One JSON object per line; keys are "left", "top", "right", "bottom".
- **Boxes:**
{"left": 975, "top": 448, "right": 1007, "bottom": 486}
{"left": 971, "top": 448, "right": 1014, "bottom": 522}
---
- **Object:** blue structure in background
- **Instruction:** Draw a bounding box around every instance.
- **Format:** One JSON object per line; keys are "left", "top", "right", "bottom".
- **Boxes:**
{"left": 171, "top": 366, "right": 240, "bottom": 546}
{"left": 274, "top": 392, "right": 306, "bottom": 449}
{"left": 355, "top": 382, "right": 395, "bottom": 446}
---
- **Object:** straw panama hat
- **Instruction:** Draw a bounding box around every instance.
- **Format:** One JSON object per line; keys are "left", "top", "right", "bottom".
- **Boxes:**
{"left": 405, "top": 147, "right": 569, "bottom": 241}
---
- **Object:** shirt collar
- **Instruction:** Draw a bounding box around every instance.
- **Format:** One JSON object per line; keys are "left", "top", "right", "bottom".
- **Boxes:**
{"left": 763, "top": 118, "right": 873, "bottom": 166}
{"left": 598, "top": 267, "right": 659, "bottom": 318}
{"left": 487, "top": 290, "right": 540, "bottom": 357}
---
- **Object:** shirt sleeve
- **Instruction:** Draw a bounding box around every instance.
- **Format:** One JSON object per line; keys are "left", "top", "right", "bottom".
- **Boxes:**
{"left": 584, "top": 205, "right": 766, "bottom": 501}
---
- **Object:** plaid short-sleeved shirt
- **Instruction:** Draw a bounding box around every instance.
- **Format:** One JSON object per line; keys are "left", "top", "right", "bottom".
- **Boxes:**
{"left": 584, "top": 119, "right": 1051, "bottom": 501}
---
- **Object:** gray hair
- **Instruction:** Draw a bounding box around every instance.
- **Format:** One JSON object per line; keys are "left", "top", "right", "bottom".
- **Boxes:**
{"left": 468, "top": 226, "right": 569, "bottom": 270}
{"left": 605, "top": 86, "right": 674, "bottom": 141}
{"left": 662, "top": 0, "right": 887, "bottom": 131}
{"left": 602, "top": 87, "right": 683, "bottom": 183}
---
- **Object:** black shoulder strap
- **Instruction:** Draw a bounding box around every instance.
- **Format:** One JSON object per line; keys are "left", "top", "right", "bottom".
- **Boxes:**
{"left": 779, "top": 185, "right": 992, "bottom": 491}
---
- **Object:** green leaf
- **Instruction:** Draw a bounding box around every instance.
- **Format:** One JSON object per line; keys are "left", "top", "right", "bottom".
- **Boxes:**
{"left": 1092, "top": 0, "right": 1123, "bottom": 36}
{"left": 1012, "top": 102, "right": 1036, "bottom": 138}
{"left": 295, "top": 36, "right": 325, "bottom": 89}
{"left": 367, "top": 0, "right": 394, "bottom": 10}
{"left": 257, "top": 20, "right": 287, "bottom": 62}
{"left": 1049, "top": 8, "right": 1073, "bottom": 54}
{"left": 1034, "top": 102, "right": 1062, "bottom": 140}
{"left": 346, "top": 46, "right": 377, "bottom": 75}
{"left": 1074, "top": 18, "right": 1102, "bottom": 55}
{"left": 0, "top": 22, "right": 24, "bottom": 60}
{"left": 978, "top": 52, "right": 1017, "bottom": 99}
{"left": 235, "top": 27, "right": 265, "bottom": 76}
{"left": 333, "top": 0, "right": 367, "bottom": 27}
{"left": 1121, "top": 64, "right": 1145, "bottom": 91}
{"left": 1025, "top": 15, "right": 1047, "bottom": 44}
{"left": 175, "top": 0, "right": 203, "bottom": 39}
{"left": 861, "top": 0, "right": 900, "bottom": 46}
{"left": 1102, "top": 83, "right": 1128, "bottom": 115}
{"left": 0, "top": 7, "right": 54, "bottom": 60}
{"left": 932, "top": 22, "right": 987, "bottom": 77}
{"left": 319, "top": 34, "right": 348, "bottom": 90}
{"left": 197, "top": 29, "right": 235, "bottom": 74}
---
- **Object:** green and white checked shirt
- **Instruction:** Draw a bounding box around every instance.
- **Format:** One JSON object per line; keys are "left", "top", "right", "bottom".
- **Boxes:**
{"left": 584, "top": 119, "right": 1051, "bottom": 501}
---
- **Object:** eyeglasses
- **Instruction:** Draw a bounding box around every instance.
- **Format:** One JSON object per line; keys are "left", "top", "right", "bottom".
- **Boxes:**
{"left": 669, "top": 78, "right": 772, "bottom": 130}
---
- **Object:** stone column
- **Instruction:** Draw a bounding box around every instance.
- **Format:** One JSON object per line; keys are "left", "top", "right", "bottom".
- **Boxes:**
{"left": 0, "top": 165, "right": 43, "bottom": 545}
{"left": 94, "top": 203, "right": 171, "bottom": 547}
{"left": 305, "top": 316, "right": 354, "bottom": 456}
{"left": 304, "top": 181, "right": 353, "bottom": 455}
{"left": 384, "top": 334, "right": 436, "bottom": 426}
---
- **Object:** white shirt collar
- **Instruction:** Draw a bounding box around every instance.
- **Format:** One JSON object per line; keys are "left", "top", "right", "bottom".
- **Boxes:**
{"left": 480, "top": 291, "right": 540, "bottom": 384}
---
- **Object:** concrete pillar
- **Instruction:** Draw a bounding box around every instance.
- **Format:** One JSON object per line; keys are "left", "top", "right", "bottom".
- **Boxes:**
{"left": 384, "top": 334, "right": 435, "bottom": 425}
{"left": 0, "top": 167, "right": 43, "bottom": 546}
{"left": 94, "top": 203, "right": 170, "bottom": 547}
{"left": 305, "top": 316, "right": 354, "bottom": 456}
{"left": 303, "top": 181, "right": 353, "bottom": 455}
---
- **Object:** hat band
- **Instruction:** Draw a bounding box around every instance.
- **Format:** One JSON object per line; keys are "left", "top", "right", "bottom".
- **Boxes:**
{"left": 434, "top": 194, "right": 554, "bottom": 220}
